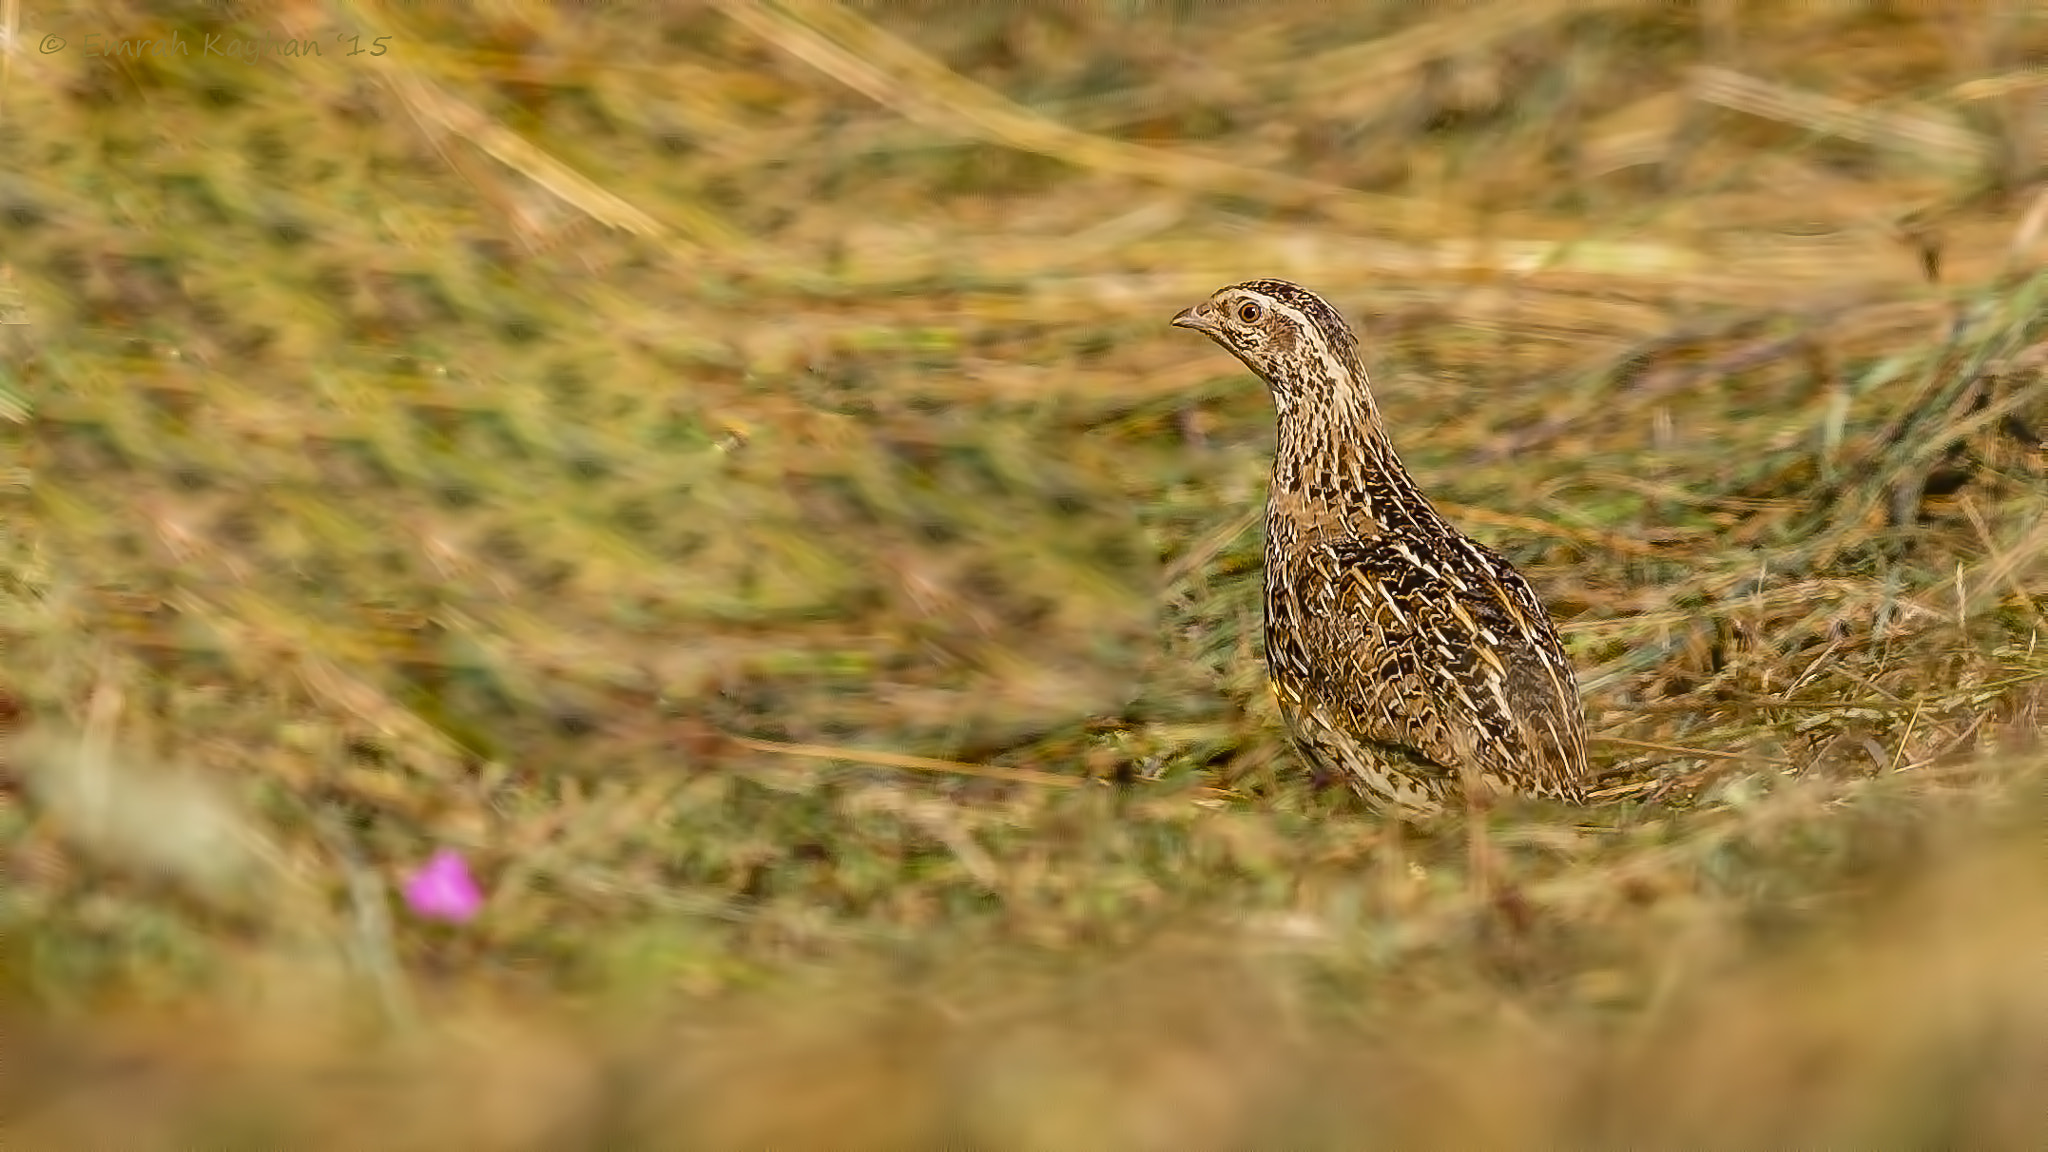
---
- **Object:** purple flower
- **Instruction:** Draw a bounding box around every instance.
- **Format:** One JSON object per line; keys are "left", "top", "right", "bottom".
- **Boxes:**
{"left": 404, "top": 849, "right": 483, "bottom": 922}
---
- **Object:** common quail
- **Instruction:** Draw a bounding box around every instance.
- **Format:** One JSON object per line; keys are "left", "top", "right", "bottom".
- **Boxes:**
{"left": 1173, "top": 279, "right": 1590, "bottom": 815}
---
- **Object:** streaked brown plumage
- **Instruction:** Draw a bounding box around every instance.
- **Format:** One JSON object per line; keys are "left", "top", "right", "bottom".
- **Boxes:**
{"left": 1172, "top": 279, "right": 1590, "bottom": 815}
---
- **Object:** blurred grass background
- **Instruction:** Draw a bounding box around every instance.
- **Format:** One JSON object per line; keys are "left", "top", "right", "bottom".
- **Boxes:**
{"left": 4, "top": 1, "right": 2048, "bottom": 1146}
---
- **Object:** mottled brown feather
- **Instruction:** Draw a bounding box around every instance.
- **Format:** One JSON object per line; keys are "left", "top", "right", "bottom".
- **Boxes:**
{"left": 1172, "top": 278, "right": 1590, "bottom": 814}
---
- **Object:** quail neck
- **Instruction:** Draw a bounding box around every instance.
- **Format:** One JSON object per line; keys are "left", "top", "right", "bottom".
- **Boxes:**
{"left": 1173, "top": 279, "right": 1437, "bottom": 540}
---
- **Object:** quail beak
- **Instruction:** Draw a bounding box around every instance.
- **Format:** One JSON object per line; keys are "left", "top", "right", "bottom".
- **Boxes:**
{"left": 1171, "top": 306, "right": 1218, "bottom": 336}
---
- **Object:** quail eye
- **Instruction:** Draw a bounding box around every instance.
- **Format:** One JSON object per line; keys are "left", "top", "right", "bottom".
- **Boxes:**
{"left": 1236, "top": 302, "right": 1264, "bottom": 324}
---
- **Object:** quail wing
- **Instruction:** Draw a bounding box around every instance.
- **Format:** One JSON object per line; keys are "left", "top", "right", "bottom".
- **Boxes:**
{"left": 1273, "top": 532, "right": 1587, "bottom": 800}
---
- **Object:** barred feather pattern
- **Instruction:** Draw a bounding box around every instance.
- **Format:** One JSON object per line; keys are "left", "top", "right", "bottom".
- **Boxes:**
{"left": 1173, "top": 278, "right": 1589, "bottom": 814}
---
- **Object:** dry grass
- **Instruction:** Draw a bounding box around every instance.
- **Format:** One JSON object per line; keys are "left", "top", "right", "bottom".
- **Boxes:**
{"left": 4, "top": 1, "right": 2048, "bottom": 1146}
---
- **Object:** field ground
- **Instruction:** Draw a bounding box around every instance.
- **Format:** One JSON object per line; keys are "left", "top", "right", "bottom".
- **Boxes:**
{"left": 4, "top": 2, "right": 2048, "bottom": 1146}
